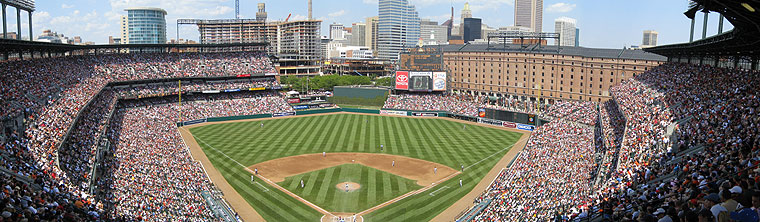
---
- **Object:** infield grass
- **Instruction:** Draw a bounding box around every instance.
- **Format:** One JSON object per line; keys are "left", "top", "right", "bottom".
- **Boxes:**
{"left": 278, "top": 164, "right": 422, "bottom": 213}
{"left": 188, "top": 113, "right": 522, "bottom": 221}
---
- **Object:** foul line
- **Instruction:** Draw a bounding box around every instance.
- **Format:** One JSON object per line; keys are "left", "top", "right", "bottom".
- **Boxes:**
{"left": 253, "top": 181, "right": 270, "bottom": 192}
{"left": 463, "top": 136, "right": 529, "bottom": 171}
{"left": 429, "top": 186, "right": 450, "bottom": 196}
{"left": 183, "top": 128, "right": 336, "bottom": 217}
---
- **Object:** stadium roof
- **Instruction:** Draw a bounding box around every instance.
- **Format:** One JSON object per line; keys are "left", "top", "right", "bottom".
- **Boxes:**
{"left": 645, "top": 0, "right": 760, "bottom": 57}
{"left": 0, "top": 38, "right": 268, "bottom": 55}
{"left": 436, "top": 44, "right": 667, "bottom": 61}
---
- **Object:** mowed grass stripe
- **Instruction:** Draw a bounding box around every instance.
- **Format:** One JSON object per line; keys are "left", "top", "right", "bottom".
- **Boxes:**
{"left": 190, "top": 114, "right": 522, "bottom": 221}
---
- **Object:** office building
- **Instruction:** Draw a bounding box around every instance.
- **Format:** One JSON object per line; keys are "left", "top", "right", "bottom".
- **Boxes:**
{"left": 575, "top": 28, "right": 580, "bottom": 47}
{"left": 642, "top": 30, "right": 658, "bottom": 48}
{"left": 420, "top": 19, "right": 448, "bottom": 45}
{"left": 120, "top": 16, "right": 128, "bottom": 44}
{"left": 365, "top": 16, "right": 379, "bottom": 51}
{"left": 350, "top": 23, "right": 367, "bottom": 46}
{"left": 377, "top": 0, "right": 420, "bottom": 60}
{"left": 515, "top": 0, "right": 543, "bottom": 32}
{"left": 463, "top": 18, "right": 481, "bottom": 42}
{"left": 554, "top": 17, "right": 576, "bottom": 47}
{"left": 330, "top": 23, "right": 345, "bottom": 40}
{"left": 197, "top": 19, "right": 274, "bottom": 44}
{"left": 124, "top": 7, "right": 167, "bottom": 44}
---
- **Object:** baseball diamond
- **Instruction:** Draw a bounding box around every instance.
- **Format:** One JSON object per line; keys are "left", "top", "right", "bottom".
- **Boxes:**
{"left": 182, "top": 113, "right": 525, "bottom": 221}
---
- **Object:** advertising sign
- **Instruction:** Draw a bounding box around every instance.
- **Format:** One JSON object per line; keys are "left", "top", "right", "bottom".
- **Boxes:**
{"left": 293, "top": 105, "right": 310, "bottom": 110}
{"left": 287, "top": 98, "right": 301, "bottom": 103}
{"left": 202, "top": 90, "right": 220, "bottom": 94}
{"left": 272, "top": 112, "right": 296, "bottom": 117}
{"left": 224, "top": 89, "right": 241, "bottom": 92}
{"left": 478, "top": 108, "right": 486, "bottom": 118}
{"left": 477, "top": 118, "right": 502, "bottom": 126}
{"left": 270, "top": 85, "right": 283, "bottom": 90}
{"left": 380, "top": 110, "right": 407, "bottom": 116}
{"left": 395, "top": 71, "right": 409, "bottom": 90}
{"left": 503, "top": 122, "right": 517, "bottom": 128}
{"left": 412, "top": 112, "right": 438, "bottom": 117}
{"left": 433, "top": 72, "right": 447, "bottom": 91}
{"left": 517, "top": 124, "right": 535, "bottom": 131}
{"left": 237, "top": 74, "right": 251, "bottom": 77}
{"left": 250, "top": 87, "right": 266, "bottom": 91}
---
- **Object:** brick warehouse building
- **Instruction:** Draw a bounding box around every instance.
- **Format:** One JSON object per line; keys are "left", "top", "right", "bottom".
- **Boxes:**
{"left": 425, "top": 44, "right": 666, "bottom": 102}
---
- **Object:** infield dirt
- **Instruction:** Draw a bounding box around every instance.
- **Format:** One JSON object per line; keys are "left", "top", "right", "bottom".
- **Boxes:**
{"left": 249, "top": 152, "right": 458, "bottom": 187}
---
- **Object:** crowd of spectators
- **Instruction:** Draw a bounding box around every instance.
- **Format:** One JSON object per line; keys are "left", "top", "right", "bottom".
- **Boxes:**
{"left": 472, "top": 62, "right": 760, "bottom": 221}
{"left": 542, "top": 100, "right": 599, "bottom": 126}
{"left": 473, "top": 120, "right": 596, "bottom": 221}
{"left": 476, "top": 96, "right": 547, "bottom": 116}
{"left": 0, "top": 52, "right": 277, "bottom": 220}
{"left": 382, "top": 93, "right": 483, "bottom": 116}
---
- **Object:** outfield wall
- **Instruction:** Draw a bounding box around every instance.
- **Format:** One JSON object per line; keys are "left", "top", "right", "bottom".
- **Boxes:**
{"left": 176, "top": 108, "right": 532, "bottom": 132}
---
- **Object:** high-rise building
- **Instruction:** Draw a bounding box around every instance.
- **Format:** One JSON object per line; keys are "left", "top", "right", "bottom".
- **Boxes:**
{"left": 515, "top": 0, "right": 543, "bottom": 32}
{"left": 120, "top": 16, "right": 128, "bottom": 44}
{"left": 256, "top": 3, "right": 267, "bottom": 22}
{"left": 575, "top": 28, "right": 580, "bottom": 47}
{"left": 642, "top": 30, "right": 658, "bottom": 48}
{"left": 420, "top": 19, "right": 447, "bottom": 45}
{"left": 350, "top": 23, "right": 367, "bottom": 46}
{"left": 554, "top": 17, "right": 576, "bottom": 47}
{"left": 463, "top": 18, "right": 481, "bottom": 42}
{"left": 330, "top": 23, "right": 345, "bottom": 40}
{"left": 365, "top": 16, "right": 379, "bottom": 51}
{"left": 459, "top": 2, "right": 472, "bottom": 37}
{"left": 124, "top": 7, "right": 167, "bottom": 44}
{"left": 378, "top": 0, "right": 420, "bottom": 60}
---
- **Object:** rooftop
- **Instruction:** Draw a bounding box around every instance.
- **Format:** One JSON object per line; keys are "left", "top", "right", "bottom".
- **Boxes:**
{"left": 436, "top": 44, "right": 667, "bottom": 61}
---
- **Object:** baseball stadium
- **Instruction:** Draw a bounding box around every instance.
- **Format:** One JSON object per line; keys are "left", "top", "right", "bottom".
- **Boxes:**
{"left": 2, "top": 0, "right": 760, "bottom": 221}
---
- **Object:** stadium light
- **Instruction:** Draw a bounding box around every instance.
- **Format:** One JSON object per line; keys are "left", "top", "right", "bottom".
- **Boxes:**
{"left": 741, "top": 3, "right": 756, "bottom": 12}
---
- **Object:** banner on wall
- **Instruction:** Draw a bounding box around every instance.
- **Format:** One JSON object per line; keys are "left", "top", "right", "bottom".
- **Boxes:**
{"left": 517, "top": 124, "right": 535, "bottom": 131}
{"left": 433, "top": 72, "right": 447, "bottom": 91}
{"left": 478, "top": 108, "right": 486, "bottom": 118}
{"left": 287, "top": 98, "right": 301, "bottom": 103}
{"left": 272, "top": 112, "right": 296, "bottom": 117}
{"left": 411, "top": 112, "right": 438, "bottom": 117}
{"left": 380, "top": 110, "right": 407, "bottom": 116}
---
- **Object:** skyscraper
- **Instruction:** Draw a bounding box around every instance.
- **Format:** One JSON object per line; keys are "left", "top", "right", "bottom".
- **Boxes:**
{"left": 365, "top": 16, "right": 379, "bottom": 51}
{"left": 463, "top": 18, "right": 481, "bottom": 42}
{"left": 575, "top": 28, "right": 580, "bottom": 47}
{"left": 124, "top": 7, "right": 167, "bottom": 44}
{"left": 554, "top": 17, "right": 576, "bottom": 47}
{"left": 459, "top": 2, "right": 472, "bottom": 36}
{"left": 350, "top": 23, "right": 366, "bottom": 46}
{"left": 642, "top": 30, "right": 658, "bottom": 48}
{"left": 515, "top": 0, "right": 543, "bottom": 32}
{"left": 378, "top": 0, "right": 420, "bottom": 60}
{"left": 420, "top": 19, "right": 447, "bottom": 45}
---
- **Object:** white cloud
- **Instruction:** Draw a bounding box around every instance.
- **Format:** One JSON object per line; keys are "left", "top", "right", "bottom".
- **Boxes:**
{"left": 328, "top": 10, "right": 346, "bottom": 18}
{"left": 61, "top": 4, "right": 74, "bottom": 9}
{"left": 363, "top": 0, "right": 378, "bottom": 4}
{"left": 290, "top": 14, "right": 308, "bottom": 21}
{"left": 546, "top": 3, "right": 576, "bottom": 13}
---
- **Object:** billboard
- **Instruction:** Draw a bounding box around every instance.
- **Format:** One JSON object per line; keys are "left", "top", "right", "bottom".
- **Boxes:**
{"left": 433, "top": 72, "right": 446, "bottom": 91}
{"left": 287, "top": 98, "right": 301, "bottom": 103}
{"left": 411, "top": 112, "right": 438, "bottom": 117}
{"left": 409, "top": 72, "right": 432, "bottom": 91}
{"left": 380, "top": 110, "right": 407, "bottom": 116}
{"left": 272, "top": 112, "right": 296, "bottom": 117}
{"left": 478, "top": 108, "right": 486, "bottom": 118}
{"left": 395, "top": 71, "right": 409, "bottom": 90}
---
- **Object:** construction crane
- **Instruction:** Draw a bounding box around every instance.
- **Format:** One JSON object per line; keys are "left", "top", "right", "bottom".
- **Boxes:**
{"left": 285, "top": 13, "right": 292, "bottom": 22}
{"left": 235, "top": 0, "right": 240, "bottom": 19}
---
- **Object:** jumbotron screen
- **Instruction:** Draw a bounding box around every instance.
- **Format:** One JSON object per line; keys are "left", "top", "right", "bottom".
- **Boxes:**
{"left": 395, "top": 71, "right": 446, "bottom": 91}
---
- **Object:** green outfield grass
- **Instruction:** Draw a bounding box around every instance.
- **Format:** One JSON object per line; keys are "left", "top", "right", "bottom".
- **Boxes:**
{"left": 188, "top": 113, "right": 523, "bottom": 221}
{"left": 278, "top": 164, "right": 422, "bottom": 212}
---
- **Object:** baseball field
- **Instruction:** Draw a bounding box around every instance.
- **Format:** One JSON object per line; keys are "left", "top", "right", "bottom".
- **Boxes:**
{"left": 182, "top": 113, "right": 524, "bottom": 221}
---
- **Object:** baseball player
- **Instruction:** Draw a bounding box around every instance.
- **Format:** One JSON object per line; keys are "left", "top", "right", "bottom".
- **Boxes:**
{"left": 461, "top": 165, "right": 464, "bottom": 172}
{"left": 251, "top": 175, "right": 254, "bottom": 183}
{"left": 434, "top": 167, "right": 437, "bottom": 174}
{"left": 254, "top": 168, "right": 258, "bottom": 175}
{"left": 260, "top": 123, "right": 264, "bottom": 128}
{"left": 345, "top": 183, "right": 349, "bottom": 192}
{"left": 392, "top": 160, "right": 395, "bottom": 167}
{"left": 380, "top": 144, "right": 384, "bottom": 151}
{"left": 459, "top": 179, "right": 463, "bottom": 187}
{"left": 301, "top": 179, "right": 304, "bottom": 188}
{"left": 323, "top": 151, "right": 326, "bottom": 157}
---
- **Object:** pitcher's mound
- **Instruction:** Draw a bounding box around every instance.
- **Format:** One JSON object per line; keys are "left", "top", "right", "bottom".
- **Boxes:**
{"left": 336, "top": 182, "right": 361, "bottom": 192}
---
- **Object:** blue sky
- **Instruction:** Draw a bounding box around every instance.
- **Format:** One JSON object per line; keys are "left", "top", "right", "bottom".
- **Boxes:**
{"left": 6, "top": 0, "right": 733, "bottom": 48}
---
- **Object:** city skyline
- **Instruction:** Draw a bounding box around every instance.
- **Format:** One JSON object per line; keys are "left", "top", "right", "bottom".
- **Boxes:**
{"left": 13, "top": 0, "right": 734, "bottom": 48}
